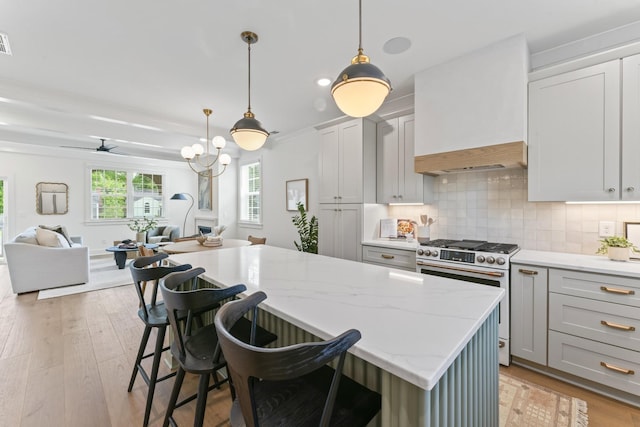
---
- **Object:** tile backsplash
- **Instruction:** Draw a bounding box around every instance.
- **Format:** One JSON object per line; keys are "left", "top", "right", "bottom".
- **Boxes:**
{"left": 385, "top": 169, "right": 640, "bottom": 255}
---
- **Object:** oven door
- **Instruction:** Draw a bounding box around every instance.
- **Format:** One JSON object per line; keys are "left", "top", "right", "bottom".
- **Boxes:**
{"left": 416, "top": 260, "right": 510, "bottom": 365}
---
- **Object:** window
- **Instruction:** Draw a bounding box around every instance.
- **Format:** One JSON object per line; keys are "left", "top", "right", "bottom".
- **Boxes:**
{"left": 90, "top": 169, "right": 164, "bottom": 220}
{"left": 239, "top": 160, "right": 261, "bottom": 224}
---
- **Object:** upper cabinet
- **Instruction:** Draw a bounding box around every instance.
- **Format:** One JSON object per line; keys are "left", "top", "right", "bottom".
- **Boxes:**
{"left": 413, "top": 34, "right": 529, "bottom": 174}
{"left": 318, "top": 118, "right": 376, "bottom": 204}
{"left": 377, "top": 114, "right": 433, "bottom": 203}
{"left": 528, "top": 54, "right": 640, "bottom": 201}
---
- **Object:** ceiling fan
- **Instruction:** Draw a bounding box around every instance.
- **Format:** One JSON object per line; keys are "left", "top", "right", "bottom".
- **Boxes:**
{"left": 62, "top": 138, "right": 122, "bottom": 154}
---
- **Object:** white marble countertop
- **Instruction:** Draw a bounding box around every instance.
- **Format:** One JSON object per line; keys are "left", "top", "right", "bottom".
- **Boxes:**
{"left": 512, "top": 249, "right": 640, "bottom": 276}
{"left": 361, "top": 238, "right": 419, "bottom": 251}
{"left": 169, "top": 245, "right": 503, "bottom": 390}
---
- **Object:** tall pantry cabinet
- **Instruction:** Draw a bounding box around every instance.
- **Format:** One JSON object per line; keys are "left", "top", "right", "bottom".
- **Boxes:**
{"left": 317, "top": 118, "right": 376, "bottom": 261}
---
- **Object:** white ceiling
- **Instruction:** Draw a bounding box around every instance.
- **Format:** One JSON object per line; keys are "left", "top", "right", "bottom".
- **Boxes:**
{"left": 2, "top": 0, "right": 640, "bottom": 161}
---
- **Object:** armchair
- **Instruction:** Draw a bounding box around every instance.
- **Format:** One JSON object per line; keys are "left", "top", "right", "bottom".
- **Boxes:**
{"left": 145, "top": 225, "right": 180, "bottom": 244}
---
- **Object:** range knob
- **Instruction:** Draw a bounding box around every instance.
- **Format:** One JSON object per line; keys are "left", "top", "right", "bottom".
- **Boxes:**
{"left": 431, "top": 250, "right": 439, "bottom": 257}
{"left": 486, "top": 256, "right": 495, "bottom": 264}
{"left": 496, "top": 257, "right": 506, "bottom": 265}
{"left": 417, "top": 249, "right": 424, "bottom": 256}
{"left": 476, "top": 255, "right": 485, "bottom": 263}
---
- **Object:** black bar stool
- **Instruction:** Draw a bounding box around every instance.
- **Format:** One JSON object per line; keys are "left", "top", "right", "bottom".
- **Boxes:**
{"left": 160, "top": 268, "right": 277, "bottom": 427}
{"left": 214, "top": 291, "right": 382, "bottom": 427}
{"left": 128, "top": 253, "right": 192, "bottom": 427}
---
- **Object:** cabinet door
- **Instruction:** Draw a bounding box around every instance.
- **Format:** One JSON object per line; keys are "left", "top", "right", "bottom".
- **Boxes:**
{"left": 339, "top": 120, "right": 364, "bottom": 203}
{"left": 398, "top": 114, "right": 425, "bottom": 203}
{"left": 528, "top": 60, "right": 621, "bottom": 201}
{"left": 622, "top": 54, "right": 640, "bottom": 200}
{"left": 318, "top": 205, "right": 338, "bottom": 257}
{"left": 335, "top": 204, "right": 362, "bottom": 262}
{"left": 511, "top": 265, "right": 548, "bottom": 365}
{"left": 377, "top": 118, "right": 400, "bottom": 203}
{"left": 319, "top": 126, "right": 340, "bottom": 203}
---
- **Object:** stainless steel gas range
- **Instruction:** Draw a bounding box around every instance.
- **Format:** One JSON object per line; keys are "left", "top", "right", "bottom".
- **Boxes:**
{"left": 416, "top": 239, "right": 520, "bottom": 366}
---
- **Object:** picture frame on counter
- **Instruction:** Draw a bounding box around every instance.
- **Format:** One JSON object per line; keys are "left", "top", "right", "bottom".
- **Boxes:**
{"left": 286, "top": 178, "right": 308, "bottom": 211}
{"left": 624, "top": 222, "right": 640, "bottom": 259}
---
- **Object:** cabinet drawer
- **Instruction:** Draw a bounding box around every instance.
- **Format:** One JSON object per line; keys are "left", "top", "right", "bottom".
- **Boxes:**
{"left": 549, "top": 331, "right": 640, "bottom": 396}
{"left": 549, "top": 293, "right": 640, "bottom": 351}
{"left": 549, "top": 269, "right": 640, "bottom": 307}
{"left": 362, "top": 246, "right": 416, "bottom": 270}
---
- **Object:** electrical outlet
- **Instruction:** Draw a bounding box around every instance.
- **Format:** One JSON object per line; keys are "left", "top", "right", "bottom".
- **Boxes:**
{"left": 599, "top": 221, "right": 615, "bottom": 237}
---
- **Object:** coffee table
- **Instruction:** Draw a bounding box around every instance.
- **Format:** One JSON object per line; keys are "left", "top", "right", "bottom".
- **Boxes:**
{"left": 105, "top": 243, "right": 159, "bottom": 269}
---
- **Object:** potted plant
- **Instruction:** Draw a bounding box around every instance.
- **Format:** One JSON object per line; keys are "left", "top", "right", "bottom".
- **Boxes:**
{"left": 596, "top": 236, "right": 639, "bottom": 261}
{"left": 128, "top": 216, "right": 158, "bottom": 244}
{"left": 291, "top": 202, "right": 318, "bottom": 254}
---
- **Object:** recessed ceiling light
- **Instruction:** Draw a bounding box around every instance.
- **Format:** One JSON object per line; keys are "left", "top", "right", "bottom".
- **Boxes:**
{"left": 317, "top": 78, "right": 331, "bottom": 87}
{"left": 383, "top": 37, "right": 412, "bottom": 55}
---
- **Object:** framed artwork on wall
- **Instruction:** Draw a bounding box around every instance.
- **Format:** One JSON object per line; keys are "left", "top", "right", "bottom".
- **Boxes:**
{"left": 198, "top": 170, "right": 212, "bottom": 210}
{"left": 286, "top": 178, "right": 308, "bottom": 211}
{"left": 624, "top": 222, "right": 640, "bottom": 259}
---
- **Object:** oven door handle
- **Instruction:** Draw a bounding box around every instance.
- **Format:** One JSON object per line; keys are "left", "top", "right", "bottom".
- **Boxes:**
{"left": 417, "top": 261, "right": 505, "bottom": 278}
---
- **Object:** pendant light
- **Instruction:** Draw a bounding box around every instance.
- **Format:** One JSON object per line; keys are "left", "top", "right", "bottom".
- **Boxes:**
{"left": 331, "top": 0, "right": 391, "bottom": 118}
{"left": 230, "top": 31, "right": 269, "bottom": 151}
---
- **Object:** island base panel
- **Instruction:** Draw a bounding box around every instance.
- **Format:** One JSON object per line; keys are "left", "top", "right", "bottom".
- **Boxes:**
{"left": 257, "top": 307, "right": 499, "bottom": 427}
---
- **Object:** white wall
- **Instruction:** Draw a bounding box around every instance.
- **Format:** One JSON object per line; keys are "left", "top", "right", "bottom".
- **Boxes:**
{"left": 0, "top": 142, "right": 204, "bottom": 255}
{"left": 237, "top": 128, "right": 320, "bottom": 250}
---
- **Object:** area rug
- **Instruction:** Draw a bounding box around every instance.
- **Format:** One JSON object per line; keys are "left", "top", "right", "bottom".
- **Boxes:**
{"left": 500, "top": 373, "right": 588, "bottom": 427}
{"left": 38, "top": 256, "right": 133, "bottom": 299}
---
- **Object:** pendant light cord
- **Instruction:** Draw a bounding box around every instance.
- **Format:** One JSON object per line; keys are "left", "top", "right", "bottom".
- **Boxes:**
{"left": 247, "top": 37, "right": 252, "bottom": 112}
{"left": 358, "top": 0, "right": 363, "bottom": 53}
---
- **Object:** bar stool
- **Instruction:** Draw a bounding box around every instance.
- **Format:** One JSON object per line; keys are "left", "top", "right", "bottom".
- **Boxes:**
{"left": 159, "top": 268, "right": 277, "bottom": 427}
{"left": 214, "top": 291, "right": 382, "bottom": 427}
{"left": 128, "top": 253, "right": 192, "bottom": 427}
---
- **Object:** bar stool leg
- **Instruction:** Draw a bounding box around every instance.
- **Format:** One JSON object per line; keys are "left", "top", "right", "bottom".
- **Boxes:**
{"left": 163, "top": 367, "right": 186, "bottom": 427}
{"left": 142, "top": 326, "right": 167, "bottom": 427}
{"left": 194, "top": 374, "right": 210, "bottom": 427}
{"left": 128, "top": 325, "right": 152, "bottom": 392}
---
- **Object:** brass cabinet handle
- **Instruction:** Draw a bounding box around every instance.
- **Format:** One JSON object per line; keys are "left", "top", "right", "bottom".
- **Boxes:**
{"left": 600, "top": 361, "right": 635, "bottom": 375}
{"left": 498, "top": 341, "right": 505, "bottom": 348}
{"left": 601, "top": 320, "right": 636, "bottom": 331}
{"left": 600, "top": 286, "right": 636, "bottom": 295}
{"left": 381, "top": 254, "right": 395, "bottom": 260}
{"left": 518, "top": 269, "right": 538, "bottom": 275}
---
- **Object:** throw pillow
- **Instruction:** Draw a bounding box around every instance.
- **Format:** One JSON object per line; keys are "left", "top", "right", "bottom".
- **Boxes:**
{"left": 162, "top": 226, "right": 174, "bottom": 237}
{"left": 148, "top": 236, "right": 164, "bottom": 244}
{"left": 36, "top": 227, "right": 71, "bottom": 248}
{"left": 13, "top": 227, "right": 39, "bottom": 245}
{"left": 39, "top": 224, "right": 73, "bottom": 246}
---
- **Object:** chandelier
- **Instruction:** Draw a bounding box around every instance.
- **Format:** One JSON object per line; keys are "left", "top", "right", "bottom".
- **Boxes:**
{"left": 180, "top": 108, "right": 231, "bottom": 178}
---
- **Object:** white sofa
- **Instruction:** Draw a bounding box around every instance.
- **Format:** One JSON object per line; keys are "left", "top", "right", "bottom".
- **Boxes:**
{"left": 4, "top": 226, "right": 90, "bottom": 294}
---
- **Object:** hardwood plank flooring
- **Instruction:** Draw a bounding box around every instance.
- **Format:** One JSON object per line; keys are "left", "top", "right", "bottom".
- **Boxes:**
{"left": 1, "top": 263, "right": 640, "bottom": 426}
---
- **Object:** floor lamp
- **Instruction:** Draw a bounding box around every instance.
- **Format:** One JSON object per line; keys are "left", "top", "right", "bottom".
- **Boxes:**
{"left": 170, "top": 193, "right": 194, "bottom": 237}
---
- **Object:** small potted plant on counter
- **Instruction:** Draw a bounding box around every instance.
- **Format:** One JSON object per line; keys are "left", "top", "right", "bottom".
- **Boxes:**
{"left": 596, "top": 236, "right": 639, "bottom": 261}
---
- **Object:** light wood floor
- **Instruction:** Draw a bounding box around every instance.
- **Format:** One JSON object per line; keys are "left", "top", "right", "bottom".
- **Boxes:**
{"left": 1, "top": 263, "right": 640, "bottom": 427}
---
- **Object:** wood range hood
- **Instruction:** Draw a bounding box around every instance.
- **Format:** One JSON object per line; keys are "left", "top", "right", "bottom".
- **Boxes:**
{"left": 414, "top": 141, "right": 527, "bottom": 176}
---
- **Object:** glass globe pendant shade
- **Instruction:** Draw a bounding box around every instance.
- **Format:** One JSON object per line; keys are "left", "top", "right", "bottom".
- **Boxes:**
{"left": 219, "top": 153, "right": 232, "bottom": 165}
{"left": 331, "top": 56, "right": 391, "bottom": 118}
{"left": 230, "top": 112, "right": 269, "bottom": 151}
{"left": 181, "top": 146, "right": 195, "bottom": 160}
{"left": 191, "top": 143, "right": 205, "bottom": 156}
{"left": 212, "top": 136, "right": 226, "bottom": 149}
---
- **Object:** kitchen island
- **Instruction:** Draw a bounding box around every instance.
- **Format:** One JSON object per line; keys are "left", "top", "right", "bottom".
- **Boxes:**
{"left": 169, "top": 245, "right": 504, "bottom": 427}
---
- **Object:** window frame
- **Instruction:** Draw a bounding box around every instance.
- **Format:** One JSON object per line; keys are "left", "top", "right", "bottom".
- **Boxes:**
{"left": 238, "top": 157, "right": 263, "bottom": 227}
{"left": 87, "top": 165, "right": 167, "bottom": 224}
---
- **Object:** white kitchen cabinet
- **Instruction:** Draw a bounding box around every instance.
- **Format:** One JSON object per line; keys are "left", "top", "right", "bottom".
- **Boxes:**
{"left": 510, "top": 264, "right": 548, "bottom": 365}
{"left": 528, "top": 54, "right": 640, "bottom": 201}
{"left": 318, "top": 118, "right": 376, "bottom": 204}
{"left": 318, "top": 204, "right": 362, "bottom": 262}
{"left": 377, "top": 114, "right": 433, "bottom": 204}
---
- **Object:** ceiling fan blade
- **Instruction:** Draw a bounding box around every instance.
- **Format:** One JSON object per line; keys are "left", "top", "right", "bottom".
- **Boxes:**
{"left": 60, "top": 145, "right": 97, "bottom": 150}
